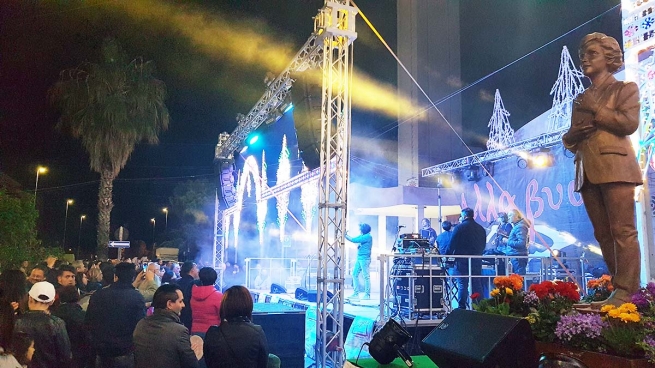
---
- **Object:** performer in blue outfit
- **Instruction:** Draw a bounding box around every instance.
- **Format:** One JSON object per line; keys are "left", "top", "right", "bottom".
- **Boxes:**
{"left": 346, "top": 223, "right": 373, "bottom": 300}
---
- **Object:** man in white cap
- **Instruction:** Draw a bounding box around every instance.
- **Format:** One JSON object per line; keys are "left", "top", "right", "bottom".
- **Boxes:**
{"left": 13, "top": 281, "right": 72, "bottom": 368}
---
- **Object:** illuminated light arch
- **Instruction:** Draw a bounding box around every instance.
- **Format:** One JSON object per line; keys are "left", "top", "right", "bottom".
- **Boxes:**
{"left": 233, "top": 155, "right": 263, "bottom": 249}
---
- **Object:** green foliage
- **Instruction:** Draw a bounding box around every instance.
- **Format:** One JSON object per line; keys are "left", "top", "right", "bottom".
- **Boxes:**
{"left": 602, "top": 321, "right": 645, "bottom": 358}
{"left": 50, "top": 37, "right": 170, "bottom": 258}
{"left": 168, "top": 179, "right": 215, "bottom": 250}
{"left": 0, "top": 190, "right": 49, "bottom": 269}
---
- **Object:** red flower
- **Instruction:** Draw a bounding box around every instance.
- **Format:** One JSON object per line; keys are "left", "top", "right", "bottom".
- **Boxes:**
{"left": 470, "top": 292, "right": 481, "bottom": 300}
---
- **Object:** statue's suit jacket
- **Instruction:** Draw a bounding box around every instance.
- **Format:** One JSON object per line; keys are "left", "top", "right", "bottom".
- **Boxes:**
{"left": 563, "top": 79, "right": 642, "bottom": 191}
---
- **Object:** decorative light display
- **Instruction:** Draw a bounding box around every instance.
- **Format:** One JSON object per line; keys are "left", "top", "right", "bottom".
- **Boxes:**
{"left": 635, "top": 52, "right": 655, "bottom": 171}
{"left": 300, "top": 164, "right": 318, "bottom": 233}
{"left": 257, "top": 150, "right": 268, "bottom": 245}
{"left": 276, "top": 135, "right": 291, "bottom": 242}
{"left": 233, "top": 155, "right": 263, "bottom": 249}
{"left": 224, "top": 213, "right": 231, "bottom": 251}
{"left": 547, "top": 46, "right": 585, "bottom": 132}
{"left": 486, "top": 89, "right": 515, "bottom": 150}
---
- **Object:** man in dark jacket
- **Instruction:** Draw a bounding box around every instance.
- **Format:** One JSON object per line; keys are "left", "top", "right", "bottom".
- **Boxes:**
{"left": 13, "top": 281, "right": 72, "bottom": 368}
{"left": 85, "top": 262, "right": 145, "bottom": 368}
{"left": 177, "top": 261, "right": 199, "bottom": 329}
{"left": 444, "top": 208, "right": 486, "bottom": 309}
{"left": 133, "top": 284, "right": 198, "bottom": 368}
{"left": 52, "top": 285, "right": 92, "bottom": 368}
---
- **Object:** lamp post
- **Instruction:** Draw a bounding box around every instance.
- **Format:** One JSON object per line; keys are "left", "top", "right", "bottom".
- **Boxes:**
{"left": 34, "top": 166, "right": 47, "bottom": 205}
{"left": 63, "top": 199, "right": 74, "bottom": 251}
{"left": 150, "top": 218, "right": 156, "bottom": 245}
{"left": 162, "top": 207, "right": 168, "bottom": 232}
{"left": 77, "top": 215, "right": 86, "bottom": 259}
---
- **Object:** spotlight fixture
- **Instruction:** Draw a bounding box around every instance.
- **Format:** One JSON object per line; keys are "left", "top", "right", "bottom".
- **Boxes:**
{"left": 465, "top": 165, "right": 481, "bottom": 182}
{"left": 368, "top": 319, "right": 413, "bottom": 367}
{"left": 528, "top": 148, "right": 554, "bottom": 169}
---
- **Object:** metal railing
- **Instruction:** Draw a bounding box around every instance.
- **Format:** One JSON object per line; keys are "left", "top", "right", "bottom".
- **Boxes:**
{"left": 377, "top": 253, "right": 590, "bottom": 322}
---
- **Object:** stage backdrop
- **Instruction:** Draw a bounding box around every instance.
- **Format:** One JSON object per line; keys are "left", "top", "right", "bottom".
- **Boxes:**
{"left": 455, "top": 144, "right": 596, "bottom": 260}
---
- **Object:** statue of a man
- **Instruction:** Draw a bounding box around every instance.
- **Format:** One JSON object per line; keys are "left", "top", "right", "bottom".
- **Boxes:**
{"left": 562, "top": 32, "right": 642, "bottom": 307}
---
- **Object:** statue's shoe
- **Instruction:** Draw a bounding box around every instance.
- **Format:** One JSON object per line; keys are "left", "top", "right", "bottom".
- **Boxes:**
{"left": 590, "top": 289, "right": 631, "bottom": 309}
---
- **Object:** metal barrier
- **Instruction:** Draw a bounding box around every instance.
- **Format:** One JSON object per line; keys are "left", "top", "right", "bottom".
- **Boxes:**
{"left": 376, "top": 253, "right": 590, "bottom": 322}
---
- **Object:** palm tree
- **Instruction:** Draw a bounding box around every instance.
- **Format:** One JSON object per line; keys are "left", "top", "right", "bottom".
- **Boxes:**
{"left": 50, "top": 38, "right": 169, "bottom": 259}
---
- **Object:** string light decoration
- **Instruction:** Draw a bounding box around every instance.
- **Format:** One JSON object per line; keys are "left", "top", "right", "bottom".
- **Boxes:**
{"left": 486, "top": 89, "right": 515, "bottom": 150}
{"left": 276, "top": 135, "right": 291, "bottom": 242}
{"left": 547, "top": 46, "right": 585, "bottom": 132}
{"left": 257, "top": 150, "right": 268, "bottom": 246}
{"left": 224, "top": 213, "right": 231, "bottom": 253}
{"left": 233, "top": 155, "right": 263, "bottom": 250}
{"left": 300, "top": 164, "right": 318, "bottom": 233}
{"left": 634, "top": 51, "right": 655, "bottom": 172}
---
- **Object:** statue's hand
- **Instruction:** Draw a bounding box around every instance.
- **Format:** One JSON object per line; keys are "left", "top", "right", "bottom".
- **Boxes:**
{"left": 574, "top": 93, "right": 599, "bottom": 115}
{"left": 564, "top": 124, "right": 596, "bottom": 144}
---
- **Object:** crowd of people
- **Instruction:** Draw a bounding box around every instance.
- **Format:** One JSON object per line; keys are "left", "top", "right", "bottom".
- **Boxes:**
{"left": 0, "top": 257, "right": 278, "bottom": 368}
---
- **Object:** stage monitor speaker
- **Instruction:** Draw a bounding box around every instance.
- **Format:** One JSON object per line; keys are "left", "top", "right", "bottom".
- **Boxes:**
{"left": 270, "top": 283, "right": 287, "bottom": 294}
{"left": 421, "top": 309, "right": 537, "bottom": 368}
{"left": 294, "top": 287, "right": 333, "bottom": 302}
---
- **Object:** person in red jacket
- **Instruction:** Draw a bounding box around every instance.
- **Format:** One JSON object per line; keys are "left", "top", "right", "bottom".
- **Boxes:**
{"left": 190, "top": 267, "right": 223, "bottom": 336}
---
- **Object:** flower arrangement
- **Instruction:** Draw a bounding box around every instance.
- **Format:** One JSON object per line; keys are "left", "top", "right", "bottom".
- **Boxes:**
{"left": 472, "top": 274, "right": 529, "bottom": 316}
{"left": 525, "top": 279, "right": 580, "bottom": 342}
{"left": 632, "top": 282, "right": 655, "bottom": 362}
{"left": 583, "top": 274, "right": 614, "bottom": 303}
{"left": 473, "top": 274, "right": 655, "bottom": 361}
{"left": 599, "top": 303, "right": 644, "bottom": 357}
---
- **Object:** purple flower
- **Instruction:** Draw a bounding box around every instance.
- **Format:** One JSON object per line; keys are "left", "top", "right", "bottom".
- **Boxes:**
{"left": 632, "top": 292, "right": 650, "bottom": 309}
{"left": 644, "top": 335, "right": 655, "bottom": 348}
{"left": 555, "top": 313, "right": 606, "bottom": 342}
{"left": 646, "top": 282, "right": 655, "bottom": 296}
{"left": 524, "top": 291, "right": 539, "bottom": 306}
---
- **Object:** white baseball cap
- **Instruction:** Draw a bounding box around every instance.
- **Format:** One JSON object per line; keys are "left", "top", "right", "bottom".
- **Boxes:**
{"left": 29, "top": 281, "right": 56, "bottom": 303}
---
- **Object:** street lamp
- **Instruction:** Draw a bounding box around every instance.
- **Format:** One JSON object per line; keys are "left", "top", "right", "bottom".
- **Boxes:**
{"left": 77, "top": 215, "right": 86, "bottom": 259}
{"left": 162, "top": 207, "right": 168, "bottom": 232}
{"left": 63, "top": 199, "right": 73, "bottom": 251}
{"left": 34, "top": 166, "right": 47, "bottom": 205}
{"left": 150, "top": 218, "right": 156, "bottom": 244}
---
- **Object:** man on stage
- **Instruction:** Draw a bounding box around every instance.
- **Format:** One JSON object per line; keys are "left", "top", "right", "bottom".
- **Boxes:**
{"left": 444, "top": 208, "right": 486, "bottom": 309}
{"left": 346, "top": 223, "right": 373, "bottom": 300}
{"left": 421, "top": 218, "right": 438, "bottom": 248}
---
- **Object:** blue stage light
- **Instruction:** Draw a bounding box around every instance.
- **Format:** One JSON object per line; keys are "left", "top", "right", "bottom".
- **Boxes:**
{"left": 248, "top": 135, "right": 260, "bottom": 145}
{"left": 283, "top": 103, "right": 294, "bottom": 113}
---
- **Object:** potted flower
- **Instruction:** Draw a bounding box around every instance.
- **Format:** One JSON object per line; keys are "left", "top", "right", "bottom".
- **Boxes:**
{"left": 583, "top": 274, "right": 614, "bottom": 303}
{"left": 472, "top": 275, "right": 654, "bottom": 367}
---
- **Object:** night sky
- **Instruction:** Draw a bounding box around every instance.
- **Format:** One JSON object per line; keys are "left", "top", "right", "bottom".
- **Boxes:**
{"left": 0, "top": 0, "right": 621, "bottom": 255}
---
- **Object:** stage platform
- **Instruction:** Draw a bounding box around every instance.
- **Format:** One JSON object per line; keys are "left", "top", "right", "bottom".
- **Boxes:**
{"left": 251, "top": 288, "right": 445, "bottom": 324}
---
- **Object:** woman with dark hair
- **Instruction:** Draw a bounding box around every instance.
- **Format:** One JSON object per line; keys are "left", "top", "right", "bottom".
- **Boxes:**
{"left": 75, "top": 272, "right": 88, "bottom": 293}
{"left": 191, "top": 267, "right": 223, "bottom": 336}
{"left": 0, "top": 332, "right": 34, "bottom": 367}
{"left": 0, "top": 270, "right": 28, "bottom": 351}
{"left": 345, "top": 223, "right": 373, "bottom": 300}
{"left": 563, "top": 32, "right": 642, "bottom": 307}
{"left": 203, "top": 286, "right": 269, "bottom": 368}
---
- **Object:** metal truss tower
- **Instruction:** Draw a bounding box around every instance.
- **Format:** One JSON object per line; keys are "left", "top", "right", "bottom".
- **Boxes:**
{"left": 315, "top": 2, "right": 357, "bottom": 367}
{"left": 212, "top": 3, "right": 357, "bottom": 364}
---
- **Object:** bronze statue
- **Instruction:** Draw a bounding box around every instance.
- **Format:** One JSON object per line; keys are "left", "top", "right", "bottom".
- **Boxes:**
{"left": 563, "top": 32, "right": 642, "bottom": 307}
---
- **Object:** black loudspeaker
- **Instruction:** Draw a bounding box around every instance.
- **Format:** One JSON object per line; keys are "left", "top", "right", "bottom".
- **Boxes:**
{"left": 294, "top": 287, "right": 333, "bottom": 302}
{"left": 421, "top": 309, "right": 538, "bottom": 368}
{"left": 270, "top": 283, "right": 287, "bottom": 294}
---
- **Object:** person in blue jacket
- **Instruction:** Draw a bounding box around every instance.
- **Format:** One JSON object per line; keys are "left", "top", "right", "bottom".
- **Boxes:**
{"left": 346, "top": 223, "right": 373, "bottom": 300}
